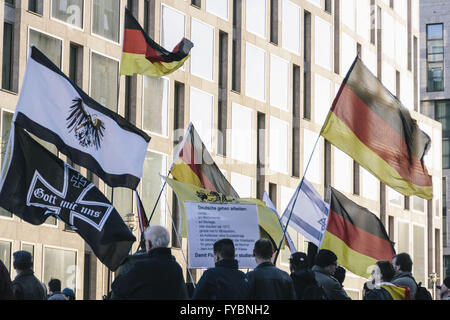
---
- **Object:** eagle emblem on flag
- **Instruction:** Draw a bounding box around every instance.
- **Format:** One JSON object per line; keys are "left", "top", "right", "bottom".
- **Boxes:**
{"left": 66, "top": 98, "right": 105, "bottom": 150}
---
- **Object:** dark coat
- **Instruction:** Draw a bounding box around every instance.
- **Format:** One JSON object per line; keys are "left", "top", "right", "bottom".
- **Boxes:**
{"left": 246, "top": 262, "right": 296, "bottom": 300}
{"left": 312, "top": 265, "right": 351, "bottom": 300}
{"left": 192, "top": 259, "right": 249, "bottom": 300}
{"left": 290, "top": 269, "right": 318, "bottom": 299}
{"left": 0, "top": 259, "right": 14, "bottom": 299}
{"left": 110, "top": 247, "right": 188, "bottom": 300}
{"left": 12, "top": 269, "right": 47, "bottom": 300}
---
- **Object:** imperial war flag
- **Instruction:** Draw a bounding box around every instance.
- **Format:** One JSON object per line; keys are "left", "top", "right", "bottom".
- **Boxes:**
{"left": 14, "top": 46, "right": 150, "bottom": 189}
{"left": 0, "top": 125, "right": 136, "bottom": 271}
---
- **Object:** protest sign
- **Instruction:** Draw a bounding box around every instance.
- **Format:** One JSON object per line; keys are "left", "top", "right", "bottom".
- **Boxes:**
{"left": 185, "top": 202, "right": 259, "bottom": 269}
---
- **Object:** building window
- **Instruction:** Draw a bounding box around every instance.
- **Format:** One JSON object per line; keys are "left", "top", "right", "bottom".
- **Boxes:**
{"left": 191, "top": 0, "right": 201, "bottom": 8}
{"left": 112, "top": 188, "right": 133, "bottom": 220}
{"left": 435, "top": 100, "right": 450, "bottom": 168}
{"left": 282, "top": 0, "right": 300, "bottom": 55}
{"left": 28, "top": 0, "right": 43, "bottom": 14}
{"left": 29, "top": 29, "right": 62, "bottom": 68}
{"left": 69, "top": 43, "right": 83, "bottom": 87}
{"left": 143, "top": 77, "right": 169, "bottom": 137}
{"left": 315, "top": 17, "right": 332, "bottom": 70}
{"left": 92, "top": 0, "right": 120, "bottom": 42}
{"left": 269, "top": 116, "right": 289, "bottom": 174}
{"left": 2, "top": 23, "right": 14, "bottom": 91}
{"left": 303, "top": 129, "right": 321, "bottom": 184}
{"left": 90, "top": 52, "right": 119, "bottom": 112}
{"left": 397, "top": 221, "right": 410, "bottom": 254}
{"left": 189, "top": 88, "right": 214, "bottom": 151}
{"left": 51, "top": 0, "right": 83, "bottom": 29}
{"left": 246, "top": 0, "right": 266, "bottom": 39}
{"left": 314, "top": 74, "right": 332, "bottom": 125}
{"left": 191, "top": 19, "right": 214, "bottom": 81}
{"left": 413, "top": 225, "right": 425, "bottom": 284}
{"left": 206, "top": 0, "right": 228, "bottom": 20}
{"left": 388, "top": 186, "right": 403, "bottom": 208}
{"left": 306, "top": 0, "right": 321, "bottom": 8}
{"left": 43, "top": 247, "right": 77, "bottom": 294}
{"left": 270, "top": 54, "right": 289, "bottom": 110}
{"left": 0, "top": 241, "right": 11, "bottom": 273}
{"left": 232, "top": 0, "right": 242, "bottom": 92}
{"left": 161, "top": 5, "right": 185, "bottom": 70}
{"left": 325, "top": 0, "right": 332, "bottom": 13}
{"left": 341, "top": 0, "right": 356, "bottom": 31}
{"left": 245, "top": 42, "right": 266, "bottom": 102}
{"left": 218, "top": 31, "right": 228, "bottom": 156}
{"left": 5, "top": 0, "right": 14, "bottom": 7}
{"left": 333, "top": 147, "right": 352, "bottom": 194}
{"left": 142, "top": 151, "right": 167, "bottom": 227}
{"left": 231, "top": 172, "right": 253, "bottom": 198}
{"left": 232, "top": 103, "right": 253, "bottom": 164}
{"left": 270, "top": 0, "right": 279, "bottom": 45}
{"left": 426, "top": 23, "right": 444, "bottom": 92}
{"left": 361, "top": 167, "right": 378, "bottom": 201}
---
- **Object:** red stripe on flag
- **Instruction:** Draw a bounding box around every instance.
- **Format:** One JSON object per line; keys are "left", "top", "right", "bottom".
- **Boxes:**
{"left": 332, "top": 84, "right": 431, "bottom": 187}
{"left": 326, "top": 209, "right": 394, "bottom": 261}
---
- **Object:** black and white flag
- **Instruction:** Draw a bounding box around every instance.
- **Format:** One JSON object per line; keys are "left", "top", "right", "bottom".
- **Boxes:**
{"left": 0, "top": 125, "right": 136, "bottom": 271}
{"left": 14, "top": 46, "right": 150, "bottom": 189}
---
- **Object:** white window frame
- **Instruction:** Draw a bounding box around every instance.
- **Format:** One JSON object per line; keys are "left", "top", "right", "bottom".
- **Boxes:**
{"left": 90, "top": 0, "right": 122, "bottom": 45}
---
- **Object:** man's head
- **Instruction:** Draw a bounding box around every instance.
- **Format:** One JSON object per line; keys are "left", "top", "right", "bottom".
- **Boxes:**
{"left": 289, "top": 252, "right": 308, "bottom": 273}
{"left": 334, "top": 266, "right": 346, "bottom": 285}
{"left": 253, "top": 238, "right": 274, "bottom": 264}
{"left": 48, "top": 278, "right": 62, "bottom": 293}
{"left": 315, "top": 249, "right": 338, "bottom": 275}
{"left": 213, "top": 239, "right": 235, "bottom": 262}
{"left": 143, "top": 225, "right": 170, "bottom": 252}
{"left": 371, "top": 261, "right": 395, "bottom": 285}
{"left": 392, "top": 253, "right": 413, "bottom": 273}
{"left": 13, "top": 251, "right": 33, "bottom": 272}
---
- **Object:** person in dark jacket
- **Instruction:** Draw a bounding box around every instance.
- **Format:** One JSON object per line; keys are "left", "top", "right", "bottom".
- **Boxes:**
{"left": 246, "top": 238, "right": 296, "bottom": 300}
{"left": 312, "top": 249, "right": 351, "bottom": 300}
{"left": 192, "top": 238, "right": 249, "bottom": 300}
{"left": 391, "top": 253, "right": 417, "bottom": 299}
{"left": 11, "top": 251, "right": 47, "bottom": 300}
{"left": 0, "top": 259, "right": 14, "bottom": 299}
{"left": 289, "top": 252, "right": 318, "bottom": 300}
{"left": 111, "top": 225, "right": 188, "bottom": 300}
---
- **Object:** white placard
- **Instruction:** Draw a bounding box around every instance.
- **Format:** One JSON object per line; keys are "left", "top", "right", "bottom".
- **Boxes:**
{"left": 185, "top": 201, "right": 259, "bottom": 269}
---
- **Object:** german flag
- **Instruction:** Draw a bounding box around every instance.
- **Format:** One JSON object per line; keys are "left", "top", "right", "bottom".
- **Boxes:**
{"left": 171, "top": 123, "right": 239, "bottom": 198}
{"left": 120, "top": 8, "right": 193, "bottom": 77}
{"left": 321, "top": 188, "right": 395, "bottom": 279}
{"left": 320, "top": 57, "right": 432, "bottom": 200}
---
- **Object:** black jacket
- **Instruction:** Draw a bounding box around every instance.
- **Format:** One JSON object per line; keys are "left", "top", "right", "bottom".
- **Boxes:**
{"left": 12, "top": 269, "right": 46, "bottom": 300}
{"left": 111, "top": 247, "right": 188, "bottom": 300}
{"left": 192, "top": 259, "right": 249, "bottom": 300}
{"left": 290, "top": 269, "right": 318, "bottom": 299}
{"left": 363, "top": 288, "right": 393, "bottom": 300}
{"left": 246, "top": 262, "right": 296, "bottom": 300}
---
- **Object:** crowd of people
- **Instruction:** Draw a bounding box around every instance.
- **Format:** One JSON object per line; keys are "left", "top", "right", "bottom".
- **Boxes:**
{"left": 109, "top": 225, "right": 450, "bottom": 301}
{"left": 1, "top": 224, "right": 449, "bottom": 300}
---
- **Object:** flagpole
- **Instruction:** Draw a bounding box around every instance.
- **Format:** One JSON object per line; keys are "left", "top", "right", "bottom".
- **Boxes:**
{"left": 272, "top": 131, "right": 322, "bottom": 265}
{"left": 148, "top": 122, "right": 193, "bottom": 224}
{"left": 165, "top": 196, "right": 196, "bottom": 288}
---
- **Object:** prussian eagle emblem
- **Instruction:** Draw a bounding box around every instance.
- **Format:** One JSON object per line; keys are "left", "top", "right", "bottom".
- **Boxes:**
{"left": 66, "top": 98, "right": 105, "bottom": 150}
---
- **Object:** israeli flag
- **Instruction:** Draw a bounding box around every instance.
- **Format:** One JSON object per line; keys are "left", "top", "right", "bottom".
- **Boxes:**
{"left": 280, "top": 179, "right": 330, "bottom": 247}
